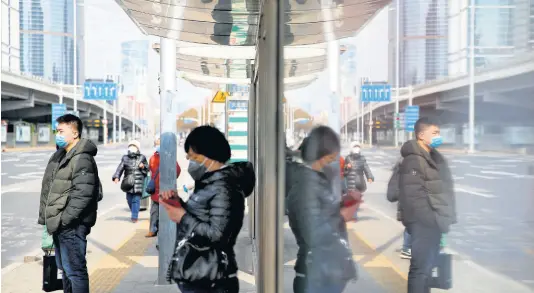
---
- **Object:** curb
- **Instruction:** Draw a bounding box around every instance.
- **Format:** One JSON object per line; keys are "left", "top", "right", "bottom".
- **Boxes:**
{"left": 0, "top": 204, "right": 123, "bottom": 276}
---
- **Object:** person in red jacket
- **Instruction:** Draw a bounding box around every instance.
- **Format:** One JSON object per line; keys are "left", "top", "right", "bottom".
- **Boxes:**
{"left": 145, "top": 136, "right": 181, "bottom": 238}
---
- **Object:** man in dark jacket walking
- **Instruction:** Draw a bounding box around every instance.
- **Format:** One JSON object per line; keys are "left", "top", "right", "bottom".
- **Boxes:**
{"left": 398, "top": 117, "right": 456, "bottom": 293}
{"left": 38, "top": 114, "right": 100, "bottom": 293}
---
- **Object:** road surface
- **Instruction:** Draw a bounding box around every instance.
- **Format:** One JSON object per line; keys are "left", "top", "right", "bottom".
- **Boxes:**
{"left": 0, "top": 143, "right": 153, "bottom": 269}
{"left": 357, "top": 147, "right": 534, "bottom": 289}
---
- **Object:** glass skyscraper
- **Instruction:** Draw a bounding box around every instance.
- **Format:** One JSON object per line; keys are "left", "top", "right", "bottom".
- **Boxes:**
{"left": 449, "top": 0, "right": 532, "bottom": 75}
{"left": 388, "top": 0, "right": 449, "bottom": 87}
{"left": 19, "top": 0, "right": 84, "bottom": 85}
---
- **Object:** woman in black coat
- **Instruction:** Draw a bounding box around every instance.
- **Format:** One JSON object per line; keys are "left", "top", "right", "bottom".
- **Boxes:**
{"left": 112, "top": 140, "right": 148, "bottom": 222}
{"left": 159, "top": 126, "right": 255, "bottom": 293}
{"left": 344, "top": 144, "right": 374, "bottom": 192}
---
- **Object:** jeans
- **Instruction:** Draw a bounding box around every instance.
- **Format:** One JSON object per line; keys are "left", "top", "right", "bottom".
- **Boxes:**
{"left": 149, "top": 201, "right": 159, "bottom": 233}
{"left": 407, "top": 223, "right": 441, "bottom": 293}
{"left": 126, "top": 193, "right": 141, "bottom": 220}
{"left": 293, "top": 276, "right": 347, "bottom": 293}
{"left": 403, "top": 228, "right": 412, "bottom": 251}
{"left": 177, "top": 277, "right": 239, "bottom": 293}
{"left": 53, "top": 224, "right": 91, "bottom": 293}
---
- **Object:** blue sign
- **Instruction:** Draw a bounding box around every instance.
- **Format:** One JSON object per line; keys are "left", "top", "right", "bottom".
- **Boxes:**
{"left": 83, "top": 82, "right": 118, "bottom": 100}
{"left": 228, "top": 100, "right": 248, "bottom": 111}
{"left": 360, "top": 84, "right": 392, "bottom": 102}
{"left": 51, "top": 104, "right": 67, "bottom": 130}
{"left": 228, "top": 84, "right": 250, "bottom": 93}
{"left": 404, "top": 106, "right": 420, "bottom": 132}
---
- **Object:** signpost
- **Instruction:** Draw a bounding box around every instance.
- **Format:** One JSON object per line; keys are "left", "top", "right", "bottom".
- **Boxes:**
{"left": 404, "top": 106, "right": 420, "bottom": 132}
{"left": 360, "top": 84, "right": 392, "bottom": 102}
{"left": 394, "top": 112, "right": 405, "bottom": 129}
{"left": 360, "top": 82, "right": 391, "bottom": 147}
{"left": 83, "top": 81, "right": 118, "bottom": 100}
{"left": 226, "top": 99, "right": 249, "bottom": 163}
{"left": 52, "top": 104, "right": 67, "bottom": 130}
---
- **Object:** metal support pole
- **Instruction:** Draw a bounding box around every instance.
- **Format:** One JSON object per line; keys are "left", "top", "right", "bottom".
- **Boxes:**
{"left": 247, "top": 81, "right": 256, "bottom": 240}
{"left": 360, "top": 101, "right": 364, "bottom": 143}
{"left": 256, "top": 0, "right": 284, "bottom": 290}
{"left": 394, "top": 0, "right": 400, "bottom": 147}
{"left": 73, "top": 0, "right": 78, "bottom": 112}
{"left": 103, "top": 109, "right": 108, "bottom": 145}
{"left": 158, "top": 37, "right": 177, "bottom": 285}
{"left": 59, "top": 84, "right": 63, "bottom": 104}
{"left": 113, "top": 100, "right": 117, "bottom": 143}
{"left": 468, "top": 0, "right": 476, "bottom": 154}
{"left": 131, "top": 98, "right": 136, "bottom": 139}
{"left": 118, "top": 99, "right": 122, "bottom": 143}
{"left": 408, "top": 85, "right": 414, "bottom": 140}
{"left": 369, "top": 103, "right": 373, "bottom": 147}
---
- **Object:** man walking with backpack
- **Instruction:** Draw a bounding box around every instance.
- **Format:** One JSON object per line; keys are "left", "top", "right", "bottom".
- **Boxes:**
{"left": 38, "top": 114, "right": 101, "bottom": 293}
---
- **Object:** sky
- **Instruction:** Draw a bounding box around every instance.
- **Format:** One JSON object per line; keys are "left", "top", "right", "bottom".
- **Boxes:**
{"left": 84, "top": 0, "right": 210, "bottom": 109}
{"left": 84, "top": 0, "right": 389, "bottom": 116}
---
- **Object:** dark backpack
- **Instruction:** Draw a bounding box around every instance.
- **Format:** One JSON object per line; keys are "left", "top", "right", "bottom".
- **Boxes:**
{"left": 386, "top": 158, "right": 403, "bottom": 203}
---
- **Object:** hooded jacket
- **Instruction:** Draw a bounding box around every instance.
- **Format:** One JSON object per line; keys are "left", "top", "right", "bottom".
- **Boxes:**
{"left": 112, "top": 151, "right": 148, "bottom": 194}
{"left": 286, "top": 162, "right": 357, "bottom": 285}
{"left": 176, "top": 161, "right": 256, "bottom": 277}
{"left": 398, "top": 140, "right": 457, "bottom": 233}
{"left": 38, "top": 138, "right": 100, "bottom": 234}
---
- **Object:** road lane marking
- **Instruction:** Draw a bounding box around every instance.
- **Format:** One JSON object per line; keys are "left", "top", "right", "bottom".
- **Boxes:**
{"left": 466, "top": 173, "right": 497, "bottom": 179}
{"left": 454, "top": 187, "right": 495, "bottom": 198}
{"left": 481, "top": 170, "right": 523, "bottom": 177}
{"left": 13, "top": 164, "right": 39, "bottom": 167}
{"left": 1, "top": 187, "right": 20, "bottom": 195}
{"left": 452, "top": 159, "right": 470, "bottom": 163}
{"left": 1, "top": 159, "right": 19, "bottom": 163}
{"left": 470, "top": 165, "right": 495, "bottom": 169}
{"left": 453, "top": 176, "right": 465, "bottom": 180}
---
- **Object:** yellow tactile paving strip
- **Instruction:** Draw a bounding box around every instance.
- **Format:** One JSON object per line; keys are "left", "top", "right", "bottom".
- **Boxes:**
{"left": 348, "top": 229, "right": 408, "bottom": 292}
{"left": 89, "top": 220, "right": 153, "bottom": 293}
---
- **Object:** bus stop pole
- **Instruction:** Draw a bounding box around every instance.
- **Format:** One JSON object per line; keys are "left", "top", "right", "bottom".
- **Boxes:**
{"left": 256, "top": 0, "right": 284, "bottom": 291}
{"left": 158, "top": 37, "right": 178, "bottom": 285}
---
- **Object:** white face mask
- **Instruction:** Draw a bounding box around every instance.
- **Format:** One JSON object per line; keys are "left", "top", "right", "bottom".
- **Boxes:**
{"left": 128, "top": 146, "right": 138, "bottom": 153}
{"left": 351, "top": 147, "right": 360, "bottom": 154}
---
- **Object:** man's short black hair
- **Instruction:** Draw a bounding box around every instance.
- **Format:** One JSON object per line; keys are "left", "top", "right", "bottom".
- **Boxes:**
{"left": 301, "top": 126, "right": 340, "bottom": 163}
{"left": 56, "top": 114, "right": 83, "bottom": 138}
{"left": 184, "top": 125, "right": 231, "bottom": 163}
{"left": 414, "top": 117, "right": 439, "bottom": 136}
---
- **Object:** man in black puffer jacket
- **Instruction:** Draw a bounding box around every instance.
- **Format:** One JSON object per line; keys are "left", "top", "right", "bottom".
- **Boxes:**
{"left": 113, "top": 140, "right": 148, "bottom": 223}
{"left": 38, "top": 114, "right": 100, "bottom": 293}
{"left": 398, "top": 117, "right": 456, "bottom": 293}
{"left": 286, "top": 126, "right": 357, "bottom": 293}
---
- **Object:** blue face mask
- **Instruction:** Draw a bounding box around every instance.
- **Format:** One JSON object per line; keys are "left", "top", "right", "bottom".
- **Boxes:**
{"left": 155, "top": 146, "right": 160, "bottom": 153}
{"left": 429, "top": 136, "right": 443, "bottom": 148}
{"left": 55, "top": 134, "right": 67, "bottom": 148}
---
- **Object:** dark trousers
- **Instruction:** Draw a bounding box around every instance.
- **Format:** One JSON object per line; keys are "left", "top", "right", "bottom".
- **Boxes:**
{"left": 126, "top": 193, "right": 141, "bottom": 220}
{"left": 53, "top": 224, "right": 91, "bottom": 293}
{"left": 177, "top": 277, "right": 239, "bottom": 293}
{"left": 407, "top": 222, "right": 441, "bottom": 293}
{"left": 149, "top": 201, "right": 159, "bottom": 233}
{"left": 293, "top": 276, "right": 346, "bottom": 293}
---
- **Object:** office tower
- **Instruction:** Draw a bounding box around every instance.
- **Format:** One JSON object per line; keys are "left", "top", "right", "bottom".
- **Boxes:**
{"left": 19, "top": 0, "right": 84, "bottom": 85}
{"left": 2, "top": 0, "right": 21, "bottom": 72}
{"left": 388, "top": 0, "right": 449, "bottom": 87}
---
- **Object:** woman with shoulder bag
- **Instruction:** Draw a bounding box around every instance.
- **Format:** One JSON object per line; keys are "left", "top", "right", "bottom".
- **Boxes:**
{"left": 112, "top": 140, "right": 148, "bottom": 223}
{"left": 159, "top": 126, "right": 255, "bottom": 293}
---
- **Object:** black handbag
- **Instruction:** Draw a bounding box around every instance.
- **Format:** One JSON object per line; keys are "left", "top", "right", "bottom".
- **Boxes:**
{"left": 42, "top": 253, "right": 63, "bottom": 292}
{"left": 430, "top": 252, "right": 452, "bottom": 290}
{"left": 120, "top": 175, "right": 135, "bottom": 192}
{"left": 166, "top": 231, "right": 230, "bottom": 288}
